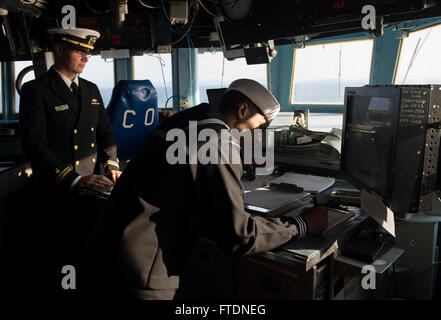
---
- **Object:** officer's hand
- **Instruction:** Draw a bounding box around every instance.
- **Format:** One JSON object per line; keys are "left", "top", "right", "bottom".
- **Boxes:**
{"left": 300, "top": 206, "right": 328, "bottom": 235}
{"left": 106, "top": 170, "right": 122, "bottom": 183}
{"left": 75, "top": 174, "right": 113, "bottom": 190}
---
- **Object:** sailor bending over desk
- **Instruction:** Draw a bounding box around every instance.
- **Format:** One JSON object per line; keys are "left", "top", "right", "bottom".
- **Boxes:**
{"left": 85, "top": 79, "right": 328, "bottom": 300}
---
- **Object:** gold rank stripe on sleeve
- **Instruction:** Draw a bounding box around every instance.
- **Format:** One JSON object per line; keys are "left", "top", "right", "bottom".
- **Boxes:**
{"left": 104, "top": 160, "right": 119, "bottom": 170}
{"left": 56, "top": 166, "right": 73, "bottom": 184}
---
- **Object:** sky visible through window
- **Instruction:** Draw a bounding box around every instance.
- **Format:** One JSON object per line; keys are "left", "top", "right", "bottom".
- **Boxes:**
{"left": 14, "top": 60, "right": 35, "bottom": 113}
{"left": 291, "top": 39, "right": 373, "bottom": 104}
{"left": 197, "top": 51, "right": 267, "bottom": 104}
{"left": 11, "top": 51, "right": 267, "bottom": 111}
{"left": 395, "top": 24, "right": 441, "bottom": 85}
{"left": 14, "top": 57, "right": 113, "bottom": 112}
{"left": 133, "top": 54, "right": 172, "bottom": 107}
{"left": 80, "top": 55, "right": 114, "bottom": 107}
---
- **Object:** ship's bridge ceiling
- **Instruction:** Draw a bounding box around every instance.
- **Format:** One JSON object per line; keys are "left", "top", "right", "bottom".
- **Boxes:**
{"left": 1, "top": 0, "right": 441, "bottom": 61}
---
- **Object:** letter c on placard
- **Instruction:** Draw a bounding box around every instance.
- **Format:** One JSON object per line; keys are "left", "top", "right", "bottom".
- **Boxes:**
{"left": 123, "top": 109, "right": 136, "bottom": 128}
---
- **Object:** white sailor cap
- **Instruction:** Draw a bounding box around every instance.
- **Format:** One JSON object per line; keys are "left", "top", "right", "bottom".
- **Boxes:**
{"left": 226, "top": 79, "right": 280, "bottom": 125}
{"left": 48, "top": 27, "right": 100, "bottom": 53}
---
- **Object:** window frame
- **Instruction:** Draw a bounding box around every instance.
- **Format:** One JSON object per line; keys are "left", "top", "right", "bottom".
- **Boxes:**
{"left": 12, "top": 61, "right": 16, "bottom": 115}
{"left": 196, "top": 48, "right": 270, "bottom": 103}
{"left": 1, "top": 62, "right": 16, "bottom": 121}
{"left": 290, "top": 38, "right": 374, "bottom": 106}
{"left": 0, "top": 62, "right": 3, "bottom": 120}
{"left": 393, "top": 22, "right": 441, "bottom": 85}
{"left": 133, "top": 53, "right": 173, "bottom": 108}
{"left": 12, "top": 60, "right": 39, "bottom": 114}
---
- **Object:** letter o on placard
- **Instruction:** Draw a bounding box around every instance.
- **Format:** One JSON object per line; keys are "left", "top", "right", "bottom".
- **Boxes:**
{"left": 144, "top": 108, "right": 155, "bottom": 126}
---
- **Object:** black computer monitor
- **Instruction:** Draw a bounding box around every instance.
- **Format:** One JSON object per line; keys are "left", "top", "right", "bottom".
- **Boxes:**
{"left": 341, "top": 85, "right": 441, "bottom": 214}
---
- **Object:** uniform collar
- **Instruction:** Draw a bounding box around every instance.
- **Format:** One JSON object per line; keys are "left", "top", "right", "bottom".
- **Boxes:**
{"left": 52, "top": 67, "right": 79, "bottom": 90}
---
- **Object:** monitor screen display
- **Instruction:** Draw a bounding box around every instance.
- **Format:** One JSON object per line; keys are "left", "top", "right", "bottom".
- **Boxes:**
{"left": 342, "top": 94, "right": 395, "bottom": 200}
{"left": 342, "top": 85, "right": 441, "bottom": 213}
{"left": 368, "top": 97, "right": 391, "bottom": 112}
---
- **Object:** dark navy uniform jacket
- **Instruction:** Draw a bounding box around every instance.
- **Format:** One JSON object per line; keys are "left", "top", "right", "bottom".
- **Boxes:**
{"left": 19, "top": 67, "right": 119, "bottom": 189}
{"left": 86, "top": 103, "right": 303, "bottom": 295}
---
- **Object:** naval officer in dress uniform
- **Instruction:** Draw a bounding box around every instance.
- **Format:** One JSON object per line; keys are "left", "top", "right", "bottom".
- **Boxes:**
{"left": 19, "top": 27, "right": 121, "bottom": 295}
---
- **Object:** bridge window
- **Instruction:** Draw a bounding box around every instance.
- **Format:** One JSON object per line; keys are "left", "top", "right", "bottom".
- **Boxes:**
{"left": 80, "top": 55, "right": 114, "bottom": 107}
{"left": 394, "top": 24, "right": 441, "bottom": 85}
{"left": 133, "top": 53, "right": 172, "bottom": 108}
{"left": 14, "top": 60, "right": 35, "bottom": 113}
{"left": 197, "top": 50, "right": 268, "bottom": 104}
{"left": 291, "top": 39, "right": 373, "bottom": 105}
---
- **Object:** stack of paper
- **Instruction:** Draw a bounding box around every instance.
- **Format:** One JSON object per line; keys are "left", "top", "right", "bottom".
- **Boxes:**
{"left": 269, "top": 172, "right": 335, "bottom": 194}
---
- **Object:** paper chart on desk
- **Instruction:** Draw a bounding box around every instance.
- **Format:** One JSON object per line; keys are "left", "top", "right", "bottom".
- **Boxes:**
{"left": 270, "top": 172, "right": 335, "bottom": 193}
{"left": 244, "top": 188, "right": 309, "bottom": 210}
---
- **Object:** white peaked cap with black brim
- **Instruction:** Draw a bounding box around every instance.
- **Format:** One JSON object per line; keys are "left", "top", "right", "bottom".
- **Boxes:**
{"left": 47, "top": 27, "right": 100, "bottom": 53}
{"left": 226, "top": 79, "right": 280, "bottom": 126}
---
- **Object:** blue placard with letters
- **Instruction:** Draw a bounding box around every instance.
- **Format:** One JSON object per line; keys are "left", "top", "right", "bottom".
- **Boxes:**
{"left": 107, "top": 80, "right": 159, "bottom": 160}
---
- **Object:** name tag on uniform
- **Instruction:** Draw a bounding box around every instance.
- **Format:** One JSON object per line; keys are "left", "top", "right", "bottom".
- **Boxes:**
{"left": 54, "top": 104, "right": 69, "bottom": 112}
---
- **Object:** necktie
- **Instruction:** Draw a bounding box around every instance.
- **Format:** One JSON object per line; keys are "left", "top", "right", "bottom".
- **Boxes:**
{"left": 71, "top": 82, "right": 80, "bottom": 101}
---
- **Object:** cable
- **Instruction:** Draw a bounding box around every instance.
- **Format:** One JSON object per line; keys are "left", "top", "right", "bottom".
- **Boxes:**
{"left": 143, "top": 52, "right": 170, "bottom": 106}
{"left": 171, "top": 22, "right": 194, "bottom": 45}
{"left": 198, "top": 0, "right": 218, "bottom": 17}
{"left": 185, "top": 34, "right": 194, "bottom": 98}
{"left": 160, "top": 0, "right": 171, "bottom": 21}
{"left": 171, "top": 4, "right": 198, "bottom": 45}
{"left": 162, "top": 0, "right": 200, "bottom": 45}
{"left": 21, "top": 14, "right": 35, "bottom": 69}
{"left": 82, "top": 0, "right": 112, "bottom": 15}
{"left": 221, "top": 55, "right": 225, "bottom": 87}
{"left": 164, "top": 34, "right": 196, "bottom": 108}
{"left": 402, "top": 29, "right": 432, "bottom": 84}
{"left": 155, "top": 54, "right": 169, "bottom": 104}
{"left": 187, "top": 32, "right": 196, "bottom": 49}
{"left": 138, "top": 0, "right": 160, "bottom": 9}
{"left": 338, "top": 42, "right": 342, "bottom": 97}
{"left": 165, "top": 95, "right": 186, "bottom": 108}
